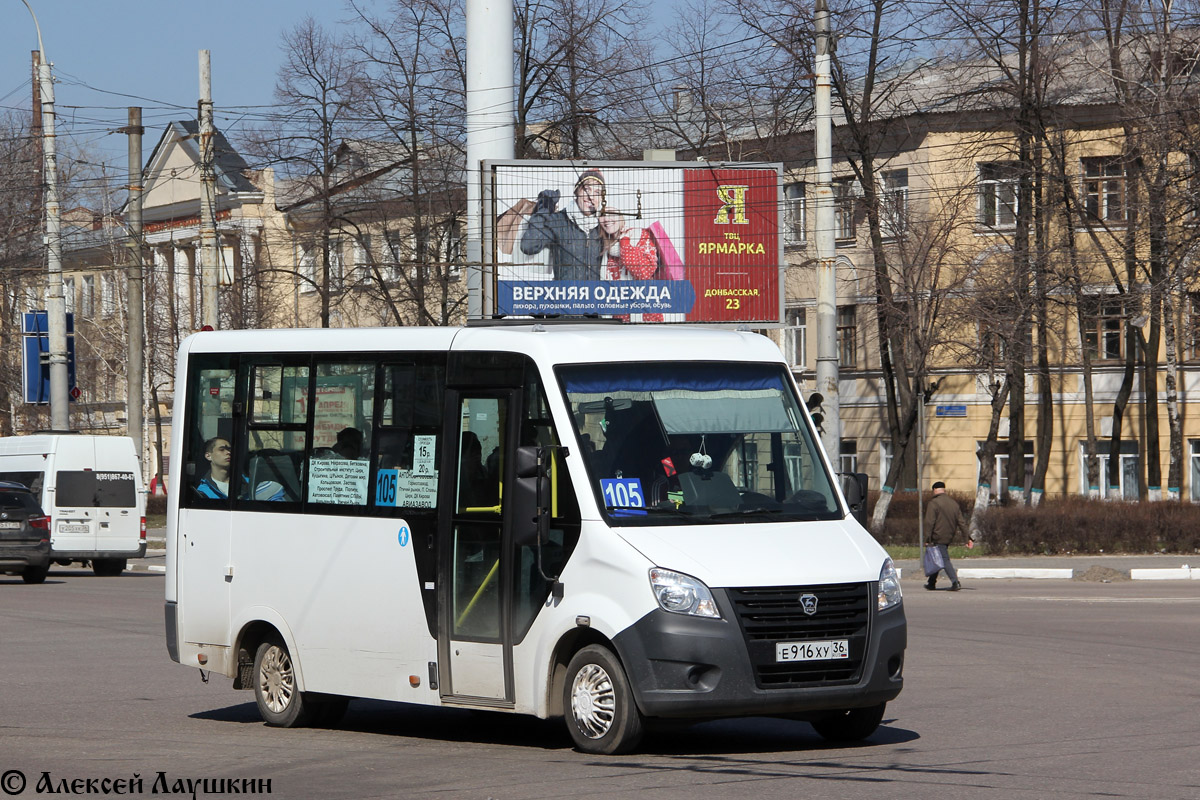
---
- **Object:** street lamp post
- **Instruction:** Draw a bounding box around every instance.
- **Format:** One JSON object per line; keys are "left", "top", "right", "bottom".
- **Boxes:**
{"left": 22, "top": 0, "right": 69, "bottom": 430}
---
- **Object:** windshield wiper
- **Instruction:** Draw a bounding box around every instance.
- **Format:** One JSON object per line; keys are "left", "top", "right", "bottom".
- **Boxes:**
{"left": 706, "top": 507, "right": 787, "bottom": 520}
{"left": 605, "top": 504, "right": 711, "bottom": 521}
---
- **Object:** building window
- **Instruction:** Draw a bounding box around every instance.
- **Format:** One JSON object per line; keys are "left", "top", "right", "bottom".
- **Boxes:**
{"left": 329, "top": 239, "right": 345, "bottom": 291}
{"left": 1082, "top": 296, "right": 1125, "bottom": 361}
{"left": 1083, "top": 157, "right": 1126, "bottom": 223}
{"left": 297, "top": 244, "right": 316, "bottom": 292}
{"left": 64, "top": 277, "right": 75, "bottom": 315}
{"left": 979, "top": 319, "right": 1033, "bottom": 365}
{"left": 784, "top": 307, "right": 807, "bottom": 369}
{"left": 834, "top": 178, "right": 857, "bottom": 240}
{"left": 879, "top": 440, "right": 893, "bottom": 486}
{"left": 839, "top": 439, "right": 858, "bottom": 474}
{"left": 1080, "top": 440, "right": 1139, "bottom": 499}
{"left": 1187, "top": 294, "right": 1200, "bottom": 360}
{"left": 219, "top": 245, "right": 235, "bottom": 286}
{"left": 81, "top": 276, "right": 95, "bottom": 317}
{"left": 784, "top": 182, "right": 806, "bottom": 245}
{"left": 837, "top": 305, "right": 857, "bottom": 368}
{"left": 352, "top": 234, "right": 372, "bottom": 283}
{"left": 384, "top": 229, "right": 406, "bottom": 282}
{"left": 100, "top": 276, "right": 115, "bottom": 316}
{"left": 881, "top": 169, "right": 908, "bottom": 238}
{"left": 1189, "top": 440, "right": 1200, "bottom": 501}
{"left": 978, "top": 441, "right": 1034, "bottom": 500}
{"left": 978, "top": 162, "right": 1019, "bottom": 227}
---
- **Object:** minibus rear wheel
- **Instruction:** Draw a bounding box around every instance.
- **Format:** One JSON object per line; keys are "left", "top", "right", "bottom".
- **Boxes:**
{"left": 811, "top": 702, "right": 887, "bottom": 743}
{"left": 563, "top": 644, "right": 644, "bottom": 755}
{"left": 253, "top": 636, "right": 316, "bottom": 727}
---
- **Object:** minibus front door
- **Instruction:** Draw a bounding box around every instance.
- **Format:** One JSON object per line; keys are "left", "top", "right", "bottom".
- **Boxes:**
{"left": 438, "top": 390, "right": 517, "bottom": 705}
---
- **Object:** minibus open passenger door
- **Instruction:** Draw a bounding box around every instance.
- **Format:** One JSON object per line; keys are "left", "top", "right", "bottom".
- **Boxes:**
{"left": 437, "top": 390, "right": 519, "bottom": 704}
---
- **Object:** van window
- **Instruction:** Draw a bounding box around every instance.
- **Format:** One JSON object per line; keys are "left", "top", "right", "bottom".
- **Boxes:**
{"left": 0, "top": 472, "right": 44, "bottom": 494}
{"left": 56, "top": 471, "right": 137, "bottom": 508}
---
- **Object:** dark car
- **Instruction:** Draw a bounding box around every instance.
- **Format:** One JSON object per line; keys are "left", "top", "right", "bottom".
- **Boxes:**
{"left": 0, "top": 480, "right": 51, "bottom": 584}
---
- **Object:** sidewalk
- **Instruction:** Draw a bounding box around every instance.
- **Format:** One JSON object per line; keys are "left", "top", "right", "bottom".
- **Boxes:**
{"left": 894, "top": 553, "right": 1200, "bottom": 581}
{"left": 136, "top": 532, "right": 1199, "bottom": 581}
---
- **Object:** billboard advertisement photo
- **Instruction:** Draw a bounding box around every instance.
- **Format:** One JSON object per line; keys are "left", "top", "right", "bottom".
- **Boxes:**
{"left": 487, "top": 161, "right": 782, "bottom": 324}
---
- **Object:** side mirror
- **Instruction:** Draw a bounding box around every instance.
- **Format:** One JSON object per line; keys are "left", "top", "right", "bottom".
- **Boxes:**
{"left": 841, "top": 472, "right": 869, "bottom": 526}
{"left": 512, "top": 445, "right": 545, "bottom": 547}
{"left": 515, "top": 444, "right": 539, "bottom": 479}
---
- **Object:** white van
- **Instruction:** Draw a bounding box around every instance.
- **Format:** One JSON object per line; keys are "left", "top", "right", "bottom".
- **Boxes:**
{"left": 0, "top": 434, "right": 146, "bottom": 576}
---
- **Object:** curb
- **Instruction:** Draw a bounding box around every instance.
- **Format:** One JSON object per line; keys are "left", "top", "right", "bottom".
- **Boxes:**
{"left": 1130, "top": 567, "right": 1198, "bottom": 580}
{"left": 959, "top": 567, "right": 1074, "bottom": 580}
{"left": 900, "top": 566, "right": 1199, "bottom": 581}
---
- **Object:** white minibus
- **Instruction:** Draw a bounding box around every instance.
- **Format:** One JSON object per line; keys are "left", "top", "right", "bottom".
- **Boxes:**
{"left": 164, "top": 325, "right": 905, "bottom": 754}
{"left": 0, "top": 434, "right": 146, "bottom": 576}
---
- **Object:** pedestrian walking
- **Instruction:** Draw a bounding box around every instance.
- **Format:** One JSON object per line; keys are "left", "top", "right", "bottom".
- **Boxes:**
{"left": 924, "top": 480, "right": 967, "bottom": 591}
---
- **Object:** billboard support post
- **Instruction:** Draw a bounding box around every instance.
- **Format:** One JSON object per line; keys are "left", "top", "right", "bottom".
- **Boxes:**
{"left": 465, "top": 0, "right": 514, "bottom": 320}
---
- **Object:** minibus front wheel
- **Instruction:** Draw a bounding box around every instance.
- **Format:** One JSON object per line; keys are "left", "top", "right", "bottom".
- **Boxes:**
{"left": 563, "top": 644, "right": 644, "bottom": 755}
{"left": 811, "top": 702, "right": 887, "bottom": 743}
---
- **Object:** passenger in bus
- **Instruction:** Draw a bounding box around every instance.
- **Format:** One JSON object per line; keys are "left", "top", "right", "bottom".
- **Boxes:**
{"left": 196, "top": 437, "right": 286, "bottom": 502}
{"left": 196, "top": 437, "right": 234, "bottom": 499}
{"left": 333, "top": 427, "right": 365, "bottom": 460}
{"left": 460, "top": 432, "right": 495, "bottom": 509}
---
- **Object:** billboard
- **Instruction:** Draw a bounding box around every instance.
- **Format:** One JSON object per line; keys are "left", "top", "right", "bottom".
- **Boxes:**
{"left": 486, "top": 161, "right": 783, "bottom": 324}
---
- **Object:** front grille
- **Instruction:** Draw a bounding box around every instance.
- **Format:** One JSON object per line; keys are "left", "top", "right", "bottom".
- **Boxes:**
{"left": 727, "top": 582, "right": 872, "bottom": 689}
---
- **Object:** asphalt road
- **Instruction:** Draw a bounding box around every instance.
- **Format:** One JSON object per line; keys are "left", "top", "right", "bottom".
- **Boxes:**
{"left": 1, "top": 567, "right": 1198, "bottom": 799}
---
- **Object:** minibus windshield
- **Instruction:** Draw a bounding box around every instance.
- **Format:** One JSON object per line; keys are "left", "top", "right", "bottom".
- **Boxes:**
{"left": 559, "top": 362, "right": 841, "bottom": 524}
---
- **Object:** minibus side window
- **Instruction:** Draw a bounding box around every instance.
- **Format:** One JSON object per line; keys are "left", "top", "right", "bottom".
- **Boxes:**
{"left": 305, "top": 361, "right": 374, "bottom": 507}
{"left": 239, "top": 363, "right": 308, "bottom": 504}
{"left": 183, "top": 355, "right": 237, "bottom": 507}
{"left": 374, "top": 360, "right": 445, "bottom": 514}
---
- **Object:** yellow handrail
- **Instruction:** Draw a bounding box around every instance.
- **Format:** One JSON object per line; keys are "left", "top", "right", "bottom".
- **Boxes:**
{"left": 456, "top": 557, "right": 499, "bottom": 629}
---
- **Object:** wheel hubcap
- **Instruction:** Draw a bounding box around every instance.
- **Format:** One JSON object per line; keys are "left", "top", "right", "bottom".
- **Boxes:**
{"left": 258, "top": 645, "right": 295, "bottom": 714}
{"left": 570, "top": 663, "right": 615, "bottom": 739}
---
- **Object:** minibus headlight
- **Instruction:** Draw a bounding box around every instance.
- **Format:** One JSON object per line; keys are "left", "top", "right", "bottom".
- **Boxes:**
{"left": 878, "top": 558, "right": 903, "bottom": 611}
{"left": 649, "top": 568, "right": 721, "bottom": 619}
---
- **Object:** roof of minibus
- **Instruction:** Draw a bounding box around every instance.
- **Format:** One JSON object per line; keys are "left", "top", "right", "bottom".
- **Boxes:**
{"left": 181, "top": 324, "right": 786, "bottom": 366}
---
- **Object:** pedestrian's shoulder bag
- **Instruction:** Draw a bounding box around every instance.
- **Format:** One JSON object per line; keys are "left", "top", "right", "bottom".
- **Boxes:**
{"left": 922, "top": 544, "right": 945, "bottom": 576}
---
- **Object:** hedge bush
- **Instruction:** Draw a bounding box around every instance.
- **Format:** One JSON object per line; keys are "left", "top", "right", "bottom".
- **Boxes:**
{"left": 147, "top": 493, "right": 167, "bottom": 517}
{"left": 866, "top": 491, "right": 1200, "bottom": 554}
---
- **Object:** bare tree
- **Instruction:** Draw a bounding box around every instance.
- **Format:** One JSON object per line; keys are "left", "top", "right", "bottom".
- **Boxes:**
{"left": 0, "top": 112, "right": 42, "bottom": 435}
{"left": 514, "top": 0, "right": 651, "bottom": 159}
{"left": 248, "top": 17, "right": 368, "bottom": 328}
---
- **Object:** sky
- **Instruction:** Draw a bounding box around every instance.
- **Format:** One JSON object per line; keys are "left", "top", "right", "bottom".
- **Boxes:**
{"left": 0, "top": 0, "right": 351, "bottom": 172}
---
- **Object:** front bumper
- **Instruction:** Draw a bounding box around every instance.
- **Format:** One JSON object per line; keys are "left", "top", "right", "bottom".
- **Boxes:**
{"left": 612, "top": 586, "right": 906, "bottom": 719}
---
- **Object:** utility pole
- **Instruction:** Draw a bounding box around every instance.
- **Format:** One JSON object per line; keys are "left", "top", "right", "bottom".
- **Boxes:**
{"left": 199, "top": 50, "right": 218, "bottom": 329}
{"left": 23, "top": 1, "right": 68, "bottom": 429}
{"left": 813, "top": 0, "right": 841, "bottom": 465}
{"left": 121, "top": 108, "right": 145, "bottom": 468}
{"left": 465, "top": 0, "right": 515, "bottom": 319}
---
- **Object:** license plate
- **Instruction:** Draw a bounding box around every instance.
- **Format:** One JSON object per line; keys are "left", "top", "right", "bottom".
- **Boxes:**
{"left": 0, "top": 521, "right": 20, "bottom": 529}
{"left": 59, "top": 523, "right": 90, "bottom": 534}
{"left": 775, "top": 639, "right": 849, "bottom": 663}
